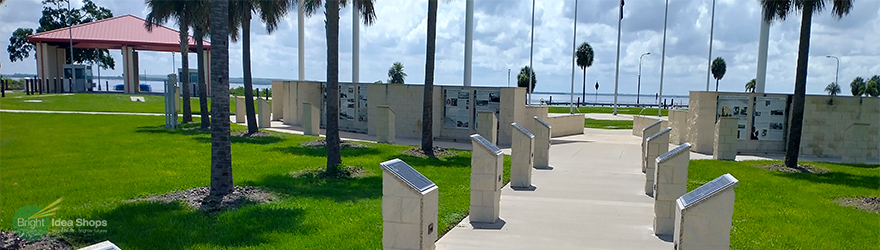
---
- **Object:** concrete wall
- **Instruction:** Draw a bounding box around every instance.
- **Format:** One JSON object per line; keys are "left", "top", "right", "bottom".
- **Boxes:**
{"left": 633, "top": 116, "right": 669, "bottom": 137}
{"left": 684, "top": 91, "right": 879, "bottom": 160}
{"left": 668, "top": 109, "right": 688, "bottom": 145}
{"left": 368, "top": 84, "right": 443, "bottom": 140}
{"left": 497, "top": 88, "right": 527, "bottom": 147}
{"left": 546, "top": 115, "right": 584, "bottom": 137}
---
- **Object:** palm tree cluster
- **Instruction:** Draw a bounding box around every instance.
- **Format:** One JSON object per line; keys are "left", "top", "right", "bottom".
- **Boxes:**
{"left": 849, "top": 75, "right": 880, "bottom": 97}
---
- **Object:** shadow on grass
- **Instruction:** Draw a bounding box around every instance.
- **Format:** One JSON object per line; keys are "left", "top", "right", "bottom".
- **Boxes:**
{"left": 272, "top": 145, "right": 381, "bottom": 158}
{"left": 834, "top": 163, "right": 880, "bottom": 169}
{"left": 245, "top": 173, "right": 382, "bottom": 203}
{"left": 135, "top": 125, "right": 283, "bottom": 145}
{"left": 391, "top": 154, "right": 472, "bottom": 168}
{"left": 775, "top": 171, "right": 880, "bottom": 191}
{"left": 68, "top": 201, "right": 310, "bottom": 249}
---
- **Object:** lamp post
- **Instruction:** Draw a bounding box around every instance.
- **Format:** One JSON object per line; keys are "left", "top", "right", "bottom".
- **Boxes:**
{"left": 508, "top": 68, "right": 510, "bottom": 87}
{"left": 658, "top": 0, "right": 669, "bottom": 117}
{"left": 638, "top": 52, "right": 650, "bottom": 104}
{"left": 826, "top": 55, "right": 839, "bottom": 87}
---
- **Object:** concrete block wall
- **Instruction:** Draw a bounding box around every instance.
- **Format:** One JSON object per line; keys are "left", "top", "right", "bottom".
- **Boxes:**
{"left": 714, "top": 117, "right": 738, "bottom": 160}
{"left": 510, "top": 123, "right": 535, "bottom": 188}
{"left": 633, "top": 116, "right": 668, "bottom": 137}
{"left": 235, "top": 96, "right": 246, "bottom": 123}
{"left": 801, "top": 96, "right": 879, "bottom": 159}
{"left": 302, "top": 102, "right": 320, "bottom": 136}
{"left": 641, "top": 121, "right": 662, "bottom": 173}
{"left": 377, "top": 105, "right": 396, "bottom": 144}
{"left": 533, "top": 117, "right": 552, "bottom": 169}
{"left": 674, "top": 188, "right": 736, "bottom": 250}
{"left": 283, "top": 82, "right": 296, "bottom": 125}
{"left": 470, "top": 135, "right": 503, "bottom": 223}
{"left": 654, "top": 143, "right": 690, "bottom": 236}
{"left": 368, "top": 84, "right": 443, "bottom": 140}
{"left": 843, "top": 123, "right": 871, "bottom": 164}
{"left": 477, "top": 111, "right": 498, "bottom": 145}
{"left": 545, "top": 114, "right": 585, "bottom": 137}
{"left": 668, "top": 109, "right": 689, "bottom": 144}
{"left": 498, "top": 88, "right": 527, "bottom": 147}
{"left": 645, "top": 128, "right": 671, "bottom": 196}
{"left": 271, "top": 81, "right": 284, "bottom": 120}
{"left": 382, "top": 168, "right": 439, "bottom": 250}
{"left": 257, "top": 99, "right": 271, "bottom": 128}
{"left": 686, "top": 91, "right": 719, "bottom": 154}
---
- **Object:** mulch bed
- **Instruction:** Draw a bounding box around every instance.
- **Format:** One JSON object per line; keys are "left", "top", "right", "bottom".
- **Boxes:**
{"left": 401, "top": 146, "right": 457, "bottom": 158}
{"left": 231, "top": 131, "right": 273, "bottom": 138}
{"left": 292, "top": 166, "right": 370, "bottom": 179}
{"left": 0, "top": 231, "right": 72, "bottom": 250}
{"left": 836, "top": 197, "right": 880, "bottom": 214}
{"left": 754, "top": 163, "right": 829, "bottom": 174}
{"left": 132, "top": 186, "right": 275, "bottom": 212}
{"left": 300, "top": 139, "right": 366, "bottom": 148}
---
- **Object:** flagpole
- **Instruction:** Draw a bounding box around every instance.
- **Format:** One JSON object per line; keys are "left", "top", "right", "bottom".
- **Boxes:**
{"left": 705, "top": 0, "right": 716, "bottom": 91}
{"left": 528, "top": 0, "right": 535, "bottom": 105}
{"left": 612, "top": 0, "right": 624, "bottom": 115}
{"left": 659, "top": 0, "right": 669, "bottom": 117}
{"left": 569, "top": 0, "right": 579, "bottom": 114}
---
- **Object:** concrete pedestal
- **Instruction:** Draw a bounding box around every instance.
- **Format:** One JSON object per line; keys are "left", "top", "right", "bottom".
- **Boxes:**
{"left": 302, "top": 101, "right": 320, "bottom": 136}
{"left": 477, "top": 111, "right": 498, "bottom": 145}
{"left": 675, "top": 173, "right": 739, "bottom": 250}
{"left": 377, "top": 105, "right": 396, "bottom": 144}
{"left": 510, "top": 123, "right": 535, "bottom": 188}
{"left": 470, "top": 134, "right": 503, "bottom": 223}
{"left": 653, "top": 143, "right": 691, "bottom": 236}
{"left": 533, "top": 116, "right": 552, "bottom": 169}
{"left": 381, "top": 159, "right": 439, "bottom": 250}
{"left": 235, "top": 96, "right": 246, "bottom": 123}
{"left": 713, "top": 117, "right": 738, "bottom": 160}
{"left": 645, "top": 127, "right": 671, "bottom": 196}
{"left": 257, "top": 98, "right": 271, "bottom": 128}
{"left": 642, "top": 120, "right": 662, "bottom": 173}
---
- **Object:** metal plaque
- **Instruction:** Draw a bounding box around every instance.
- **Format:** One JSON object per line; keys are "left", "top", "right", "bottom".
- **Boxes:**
{"left": 646, "top": 127, "right": 672, "bottom": 142}
{"left": 381, "top": 159, "right": 436, "bottom": 193}
{"left": 511, "top": 123, "right": 534, "bottom": 138}
{"left": 656, "top": 143, "right": 691, "bottom": 164}
{"left": 643, "top": 120, "right": 663, "bottom": 132}
{"left": 534, "top": 116, "right": 551, "bottom": 129}
{"left": 677, "top": 173, "right": 738, "bottom": 209}
{"left": 471, "top": 134, "right": 502, "bottom": 155}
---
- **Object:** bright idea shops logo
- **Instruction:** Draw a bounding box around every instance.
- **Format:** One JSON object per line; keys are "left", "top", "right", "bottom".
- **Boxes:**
{"left": 12, "top": 198, "right": 108, "bottom": 241}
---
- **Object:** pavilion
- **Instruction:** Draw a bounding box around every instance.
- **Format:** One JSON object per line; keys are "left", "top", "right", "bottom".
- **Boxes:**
{"left": 26, "top": 14, "right": 211, "bottom": 93}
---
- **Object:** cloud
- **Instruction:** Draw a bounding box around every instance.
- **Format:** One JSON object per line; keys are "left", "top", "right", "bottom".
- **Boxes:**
{"left": 1, "top": 0, "right": 877, "bottom": 97}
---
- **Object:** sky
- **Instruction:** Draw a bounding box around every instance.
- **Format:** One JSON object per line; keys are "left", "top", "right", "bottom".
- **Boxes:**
{"left": 1, "top": 0, "right": 878, "bottom": 96}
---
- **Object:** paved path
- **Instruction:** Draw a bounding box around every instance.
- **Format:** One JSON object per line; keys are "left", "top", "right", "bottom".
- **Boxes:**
{"left": 0, "top": 109, "right": 167, "bottom": 116}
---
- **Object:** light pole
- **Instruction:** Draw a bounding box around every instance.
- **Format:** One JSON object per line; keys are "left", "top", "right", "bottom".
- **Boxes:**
{"left": 705, "top": 0, "right": 716, "bottom": 91}
{"left": 659, "top": 0, "right": 669, "bottom": 117}
{"left": 528, "top": 0, "right": 536, "bottom": 105}
{"left": 507, "top": 68, "right": 511, "bottom": 87}
{"left": 569, "top": 0, "right": 579, "bottom": 114}
{"left": 826, "top": 55, "right": 839, "bottom": 87}
{"left": 638, "top": 52, "right": 650, "bottom": 105}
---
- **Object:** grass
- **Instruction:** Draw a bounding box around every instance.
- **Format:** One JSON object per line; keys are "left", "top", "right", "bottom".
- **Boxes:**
{"left": 0, "top": 92, "right": 267, "bottom": 114}
{"left": 688, "top": 160, "right": 879, "bottom": 249}
{"left": 0, "top": 112, "right": 510, "bottom": 249}
{"left": 583, "top": 118, "right": 633, "bottom": 129}
{"left": 548, "top": 106, "right": 668, "bottom": 116}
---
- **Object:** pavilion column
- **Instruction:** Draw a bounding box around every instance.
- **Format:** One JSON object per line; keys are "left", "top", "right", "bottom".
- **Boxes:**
{"left": 122, "top": 46, "right": 140, "bottom": 93}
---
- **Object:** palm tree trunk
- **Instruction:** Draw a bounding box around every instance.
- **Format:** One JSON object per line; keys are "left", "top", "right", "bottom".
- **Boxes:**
{"left": 325, "top": 0, "right": 341, "bottom": 174}
{"left": 716, "top": 79, "right": 719, "bottom": 92}
{"left": 196, "top": 28, "right": 210, "bottom": 130}
{"left": 180, "top": 14, "right": 193, "bottom": 123}
{"left": 582, "top": 69, "right": 586, "bottom": 104}
{"left": 784, "top": 2, "right": 814, "bottom": 168}
{"left": 207, "top": 0, "right": 233, "bottom": 203}
{"left": 242, "top": 11, "right": 258, "bottom": 134}
{"left": 421, "top": 0, "right": 438, "bottom": 158}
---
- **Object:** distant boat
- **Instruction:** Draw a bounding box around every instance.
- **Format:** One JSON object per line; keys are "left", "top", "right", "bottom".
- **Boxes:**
{"left": 114, "top": 84, "right": 152, "bottom": 92}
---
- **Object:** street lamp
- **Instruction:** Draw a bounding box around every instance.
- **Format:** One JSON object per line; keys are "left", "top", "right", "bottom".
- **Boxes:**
{"left": 826, "top": 55, "right": 839, "bottom": 87}
{"left": 638, "top": 52, "right": 650, "bottom": 104}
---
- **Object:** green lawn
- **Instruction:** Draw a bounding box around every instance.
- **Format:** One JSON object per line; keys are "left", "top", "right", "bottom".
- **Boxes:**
{"left": 583, "top": 118, "right": 633, "bottom": 129}
{"left": 688, "top": 160, "right": 879, "bottom": 249}
{"left": 0, "top": 113, "right": 509, "bottom": 249}
{"left": 0, "top": 93, "right": 266, "bottom": 114}
{"left": 548, "top": 106, "right": 668, "bottom": 116}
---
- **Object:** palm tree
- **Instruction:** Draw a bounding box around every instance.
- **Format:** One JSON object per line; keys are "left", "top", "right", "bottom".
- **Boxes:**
{"left": 824, "top": 82, "right": 840, "bottom": 96}
{"left": 576, "top": 42, "right": 594, "bottom": 100}
{"left": 517, "top": 66, "right": 536, "bottom": 93}
{"left": 761, "top": 0, "right": 853, "bottom": 168}
{"left": 303, "top": 0, "right": 376, "bottom": 175}
{"left": 867, "top": 75, "right": 880, "bottom": 97}
{"left": 145, "top": 0, "right": 194, "bottom": 123}
{"left": 205, "top": 0, "right": 233, "bottom": 206}
{"left": 745, "top": 78, "right": 756, "bottom": 93}
{"left": 422, "top": 0, "right": 439, "bottom": 158}
{"left": 711, "top": 57, "right": 726, "bottom": 91}
{"left": 387, "top": 62, "right": 406, "bottom": 84}
{"left": 229, "top": 0, "right": 292, "bottom": 135}
{"left": 190, "top": 0, "right": 211, "bottom": 130}
{"left": 849, "top": 76, "right": 865, "bottom": 96}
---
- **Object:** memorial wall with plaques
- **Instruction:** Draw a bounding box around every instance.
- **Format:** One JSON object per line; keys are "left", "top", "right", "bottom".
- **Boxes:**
{"left": 716, "top": 95, "right": 749, "bottom": 140}
{"left": 752, "top": 96, "right": 788, "bottom": 141}
{"left": 444, "top": 89, "right": 472, "bottom": 129}
{"left": 473, "top": 89, "right": 501, "bottom": 129}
